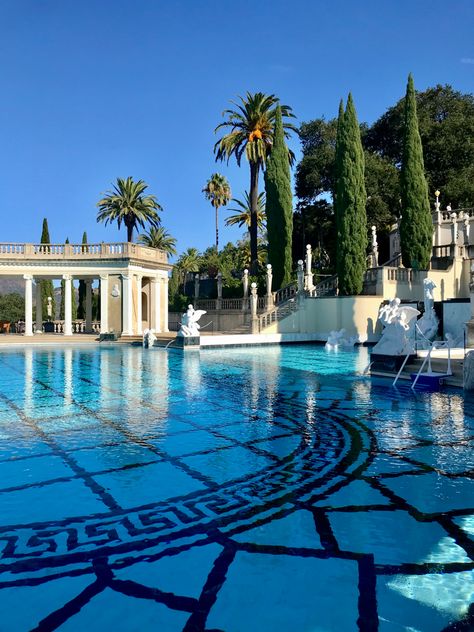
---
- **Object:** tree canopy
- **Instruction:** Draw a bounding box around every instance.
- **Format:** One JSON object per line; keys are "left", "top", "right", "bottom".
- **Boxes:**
{"left": 295, "top": 83, "right": 474, "bottom": 270}
{"left": 202, "top": 173, "right": 232, "bottom": 250}
{"left": 399, "top": 74, "right": 432, "bottom": 270}
{"left": 214, "top": 91, "right": 295, "bottom": 272}
{"left": 97, "top": 177, "right": 162, "bottom": 242}
{"left": 265, "top": 105, "right": 294, "bottom": 289}
{"left": 335, "top": 94, "right": 367, "bottom": 295}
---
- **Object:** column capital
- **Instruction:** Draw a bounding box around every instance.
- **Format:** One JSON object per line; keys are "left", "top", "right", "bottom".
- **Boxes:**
{"left": 100, "top": 274, "right": 109, "bottom": 281}
{"left": 23, "top": 274, "right": 33, "bottom": 281}
{"left": 121, "top": 273, "right": 131, "bottom": 281}
{"left": 62, "top": 274, "right": 72, "bottom": 281}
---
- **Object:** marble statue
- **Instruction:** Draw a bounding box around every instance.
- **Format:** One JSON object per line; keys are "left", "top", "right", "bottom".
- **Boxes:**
{"left": 111, "top": 284, "right": 120, "bottom": 298}
{"left": 417, "top": 279, "right": 439, "bottom": 345}
{"left": 178, "top": 304, "right": 206, "bottom": 337}
{"left": 372, "top": 298, "right": 420, "bottom": 356}
{"left": 325, "top": 329, "right": 357, "bottom": 350}
{"left": 143, "top": 329, "right": 157, "bottom": 348}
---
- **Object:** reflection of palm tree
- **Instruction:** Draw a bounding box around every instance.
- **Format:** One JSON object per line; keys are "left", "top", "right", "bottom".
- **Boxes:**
{"left": 138, "top": 226, "right": 177, "bottom": 257}
{"left": 214, "top": 91, "right": 295, "bottom": 272}
{"left": 202, "top": 173, "right": 232, "bottom": 251}
{"left": 97, "top": 177, "right": 162, "bottom": 242}
{"left": 225, "top": 191, "right": 266, "bottom": 234}
{"left": 175, "top": 248, "right": 200, "bottom": 293}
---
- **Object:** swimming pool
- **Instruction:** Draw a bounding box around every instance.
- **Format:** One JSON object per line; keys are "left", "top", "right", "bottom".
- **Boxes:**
{"left": 0, "top": 345, "right": 472, "bottom": 631}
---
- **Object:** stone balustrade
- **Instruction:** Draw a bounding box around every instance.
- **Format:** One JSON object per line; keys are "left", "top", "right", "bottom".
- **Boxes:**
{"left": 23, "top": 320, "right": 101, "bottom": 334}
{"left": 0, "top": 242, "right": 167, "bottom": 263}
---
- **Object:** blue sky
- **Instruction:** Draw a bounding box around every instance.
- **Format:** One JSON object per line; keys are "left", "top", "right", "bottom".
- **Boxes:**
{"left": 1, "top": 0, "right": 473, "bottom": 258}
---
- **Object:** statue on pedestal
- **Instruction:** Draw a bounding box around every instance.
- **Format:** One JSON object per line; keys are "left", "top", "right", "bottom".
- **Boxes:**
{"left": 143, "top": 329, "right": 157, "bottom": 348}
{"left": 372, "top": 298, "right": 420, "bottom": 356}
{"left": 417, "top": 279, "right": 439, "bottom": 345}
{"left": 178, "top": 304, "right": 206, "bottom": 337}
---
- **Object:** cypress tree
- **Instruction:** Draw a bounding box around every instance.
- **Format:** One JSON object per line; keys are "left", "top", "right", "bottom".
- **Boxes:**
{"left": 77, "top": 231, "right": 88, "bottom": 319}
{"left": 333, "top": 99, "right": 345, "bottom": 224}
{"left": 40, "top": 218, "right": 56, "bottom": 319}
{"left": 335, "top": 94, "right": 367, "bottom": 295}
{"left": 265, "top": 105, "right": 293, "bottom": 289}
{"left": 400, "top": 74, "right": 433, "bottom": 270}
{"left": 59, "top": 239, "right": 77, "bottom": 320}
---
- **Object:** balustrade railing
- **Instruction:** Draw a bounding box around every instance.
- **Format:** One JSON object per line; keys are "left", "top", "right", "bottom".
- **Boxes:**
{"left": 315, "top": 275, "right": 338, "bottom": 296}
{"left": 0, "top": 242, "right": 167, "bottom": 263}
{"left": 196, "top": 297, "right": 268, "bottom": 312}
{"left": 274, "top": 283, "right": 297, "bottom": 305}
{"left": 257, "top": 300, "right": 298, "bottom": 332}
{"left": 28, "top": 320, "right": 101, "bottom": 334}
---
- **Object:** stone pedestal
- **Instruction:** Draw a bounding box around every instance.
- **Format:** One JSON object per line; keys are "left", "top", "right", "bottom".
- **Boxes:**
{"left": 175, "top": 336, "right": 200, "bottom": 349}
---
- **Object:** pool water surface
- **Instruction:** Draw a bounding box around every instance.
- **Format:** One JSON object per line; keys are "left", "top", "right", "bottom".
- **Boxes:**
{"left": 0, "top": 345, "right": 473, "bottom": 631}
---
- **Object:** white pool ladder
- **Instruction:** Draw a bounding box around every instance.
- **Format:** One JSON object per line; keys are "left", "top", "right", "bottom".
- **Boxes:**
{"left": 393, "top": 326, "right": 453, "bottom": 389}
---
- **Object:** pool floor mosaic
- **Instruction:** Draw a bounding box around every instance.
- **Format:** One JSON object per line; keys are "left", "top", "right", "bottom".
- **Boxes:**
{"left": 0, "top": 346, "right": 473, "bottom": 631}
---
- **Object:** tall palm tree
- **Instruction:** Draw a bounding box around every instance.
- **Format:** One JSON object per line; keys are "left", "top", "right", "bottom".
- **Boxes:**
{"left": 175, "top": 247, "right": 200, "bottom": 293}
{"left": 225, "top": 191, "right": 266, "bottom": 234}
{"left": 214, "top": 92, "right": 296, "bottom": 272}
{"left": 138, "top": 226, "right": 177, "bottom": 257}
{"left": 202, "top": 173, "right": 232, "bottom": 251}
{"left": 97, "top": 177, "right": 162, "bottom": 242}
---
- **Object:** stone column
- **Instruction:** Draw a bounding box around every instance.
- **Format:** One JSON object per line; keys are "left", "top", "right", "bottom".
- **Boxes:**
{"left": 121, "top": 274, "right": 133, "bottom": 335}
{"left": 24, "top": 274, "right": 33, "bottom": 336}
{"left": 216, "top": 272, "right": 223, "bottom": 311}
{"left": 242, "top": 269, "right": 249, "bottom": 311}
{"left": 194, "top": 274, "right": 200, "bottom": 300}
{"left": 451, "top": 212, "right": 458, "bottom": 257}
{"left": 100, "top": 274, "right": 109, "bottom": 334}
{"left": 250, "top": 282, "right": 258, "bottom": 334}
{"left": 136, "top": 275, "right": 143, "bottom": 336}
{"left": 85, "top": 281, "right": 93, "bottom": 333}
{"left": 63, "top": 274, "right": 73, "bottom": 336}
{"left": 35, "top": 280, "right": 43, "bottom": 333}
{"left": 305, "top": 244, "right": 314, "bottom": 291}
{"left": 297, "top": 260, "right": 305, "bottom": 294}
{"left": 163, "top": 277, "right": 169, "bottom": 332}
{"left": 370, "top": 225, "right": 379, "bottom": 268}
{"left": 266, "top": 264, "right": 273, "bottom": 308}
{"left": 434, "top": 193, "right": 442, "bottom": 247}
{"left": 151, "top": 277, "right": 161, "bottom": 332}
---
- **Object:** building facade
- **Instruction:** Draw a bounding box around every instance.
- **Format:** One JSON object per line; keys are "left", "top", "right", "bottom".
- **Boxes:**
{"left": 0, "top": 242, "right": 172, "bottom": 336}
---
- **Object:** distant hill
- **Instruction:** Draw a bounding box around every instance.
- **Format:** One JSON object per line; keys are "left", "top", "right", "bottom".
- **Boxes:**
{"left": 0, "top": 278, "right": 24, "bottom": 296}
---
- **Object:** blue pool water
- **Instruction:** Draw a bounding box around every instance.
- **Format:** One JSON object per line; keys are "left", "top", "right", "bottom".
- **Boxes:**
{"left": 0, "top": 345, "right": 473, "bottom": 631}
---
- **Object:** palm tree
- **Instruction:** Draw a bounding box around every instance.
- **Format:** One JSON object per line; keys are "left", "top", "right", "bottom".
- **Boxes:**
{"left": 175, "top": 247, "right": 200, "bottom": 293}
{"left": 225, "top": 191, "right": 266, "bottom": 234}
{"left": 97, "top": 177, "right": 162, "bottom": 242}
{"left": 138, "top": 226, "right": 177, "bottom": 257}
{"left": 202, "top": 173, "right": 232, "bottom": 251}
{"left": 214, "top": 92, "right": 296, "bottom": 272}
{"left": 236, "top": 237, "right": 267, "bottom": 270}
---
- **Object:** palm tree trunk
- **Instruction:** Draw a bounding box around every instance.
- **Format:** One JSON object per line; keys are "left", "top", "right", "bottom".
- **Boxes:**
{"left": 126, "top": 221, "right": 134, "bottom": 243}
{"left": 215, "top": 204, "right": 219, "bottom": 251}
{"left": 249, "top": 161, "right": 260, "bottom": 274}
